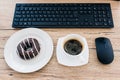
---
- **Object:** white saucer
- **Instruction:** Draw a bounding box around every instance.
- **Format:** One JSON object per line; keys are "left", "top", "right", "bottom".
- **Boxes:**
{"left": 4, "top": 28, "right": 53, "bottom": 73}
{"left": 56, "top": 34, "right": 89, "bottom": 66}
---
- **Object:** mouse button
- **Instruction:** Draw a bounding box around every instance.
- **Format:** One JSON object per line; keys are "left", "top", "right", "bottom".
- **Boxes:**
{"left": 104, "top": 40, "right": 112, "bottom": 48}
{"left": 95, "top": 38, "right": 106, "bottom": 43}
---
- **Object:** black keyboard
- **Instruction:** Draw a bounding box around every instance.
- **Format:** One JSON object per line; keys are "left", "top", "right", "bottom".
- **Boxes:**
{"left": 12, "top": 3, "right": 114, "bottom": 28}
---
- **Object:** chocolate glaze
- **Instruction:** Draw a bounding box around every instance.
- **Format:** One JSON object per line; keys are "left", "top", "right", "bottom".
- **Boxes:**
{"left": 17, "top": 38, "right": 40, "bottom": 60}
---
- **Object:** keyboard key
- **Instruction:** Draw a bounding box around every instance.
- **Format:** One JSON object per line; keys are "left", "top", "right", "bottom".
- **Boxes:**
{"left": 19, "top": 22, "right": 23, "bottom": 25}
{"left": 14, "top": 22, "right": 19, "bottom": 26}
{"left": 14, "top": 18, "right": 19, "bottom": 21}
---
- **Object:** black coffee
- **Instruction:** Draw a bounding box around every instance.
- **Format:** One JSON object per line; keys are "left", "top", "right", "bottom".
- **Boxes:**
{"left": 64, "top": 39, "right": 83, "bottom": 55}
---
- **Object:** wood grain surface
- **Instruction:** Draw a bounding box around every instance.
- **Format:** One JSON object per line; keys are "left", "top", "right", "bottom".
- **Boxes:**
{"left": 0, "top": 0, "right": 120, "bottom": 80}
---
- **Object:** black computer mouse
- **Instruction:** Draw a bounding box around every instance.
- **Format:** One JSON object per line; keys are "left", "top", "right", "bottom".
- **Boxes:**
{"left": 95, "top": 37, "right": 114, "bottom": 64}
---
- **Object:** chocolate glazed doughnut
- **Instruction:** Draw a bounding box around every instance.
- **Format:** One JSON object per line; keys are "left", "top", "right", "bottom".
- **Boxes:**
{"left": 17, "top": 38, "right": 40, "bottom": 60}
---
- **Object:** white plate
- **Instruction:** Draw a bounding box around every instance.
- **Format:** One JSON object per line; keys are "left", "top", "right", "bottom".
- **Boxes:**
{"left": 4, "top": 28, "right": 53, "bottom": 73}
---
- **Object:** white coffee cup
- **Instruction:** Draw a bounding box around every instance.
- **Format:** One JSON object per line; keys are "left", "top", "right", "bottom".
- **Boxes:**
{"left": 56, "top": 34, "right": 89, "bottom": 66}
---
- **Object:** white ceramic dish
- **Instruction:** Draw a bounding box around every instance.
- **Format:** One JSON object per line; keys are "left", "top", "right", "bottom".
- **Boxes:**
{"left": 4, "top": 28, "right": 53, "bottom": 73}
{"left": 56, "top": 34, "right": 89, "bottom": 66}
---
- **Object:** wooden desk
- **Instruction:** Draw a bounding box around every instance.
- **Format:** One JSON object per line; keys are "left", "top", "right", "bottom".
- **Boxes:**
{"left": 0, "top": 0, "right": 120, "bottom": 80}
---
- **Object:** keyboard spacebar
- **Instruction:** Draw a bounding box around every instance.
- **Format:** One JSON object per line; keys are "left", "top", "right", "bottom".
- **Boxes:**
{"left": 32, "top": 22, "right": 58, "bottom": 26}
